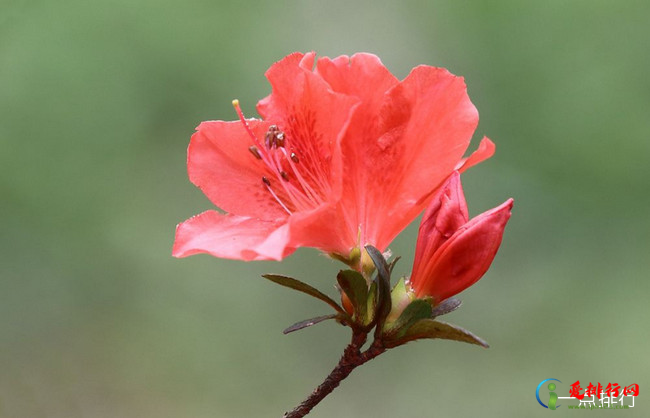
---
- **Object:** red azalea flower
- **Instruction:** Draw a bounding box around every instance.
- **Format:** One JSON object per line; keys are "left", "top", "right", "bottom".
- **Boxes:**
{"left": 173, "top": 52, "right": 494, "bottom": 261}
{"left": 409, "top": 171, "right": 513, "bottom": 303}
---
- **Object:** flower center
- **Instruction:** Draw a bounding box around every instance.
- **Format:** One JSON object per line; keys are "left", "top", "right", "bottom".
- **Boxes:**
{"left": 232, "top": 100, "right": 327, "bottom": 215}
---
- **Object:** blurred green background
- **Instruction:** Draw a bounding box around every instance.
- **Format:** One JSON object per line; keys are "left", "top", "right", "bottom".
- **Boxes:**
{"left": 2, "top": 0, "right": 649, "bottom": 417}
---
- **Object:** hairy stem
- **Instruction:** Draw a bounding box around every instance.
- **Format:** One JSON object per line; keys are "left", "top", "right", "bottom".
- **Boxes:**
{"left": 283, "top": 332, "right": 386, "bottom": 418}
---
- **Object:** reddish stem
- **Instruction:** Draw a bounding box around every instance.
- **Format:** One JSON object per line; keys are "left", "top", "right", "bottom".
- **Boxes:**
{"left": 283, "top": 332, "right": 386, "bottom": 418}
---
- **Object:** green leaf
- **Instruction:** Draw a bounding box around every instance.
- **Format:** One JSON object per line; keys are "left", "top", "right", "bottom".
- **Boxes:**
{"left": 365, "top": 245, "right": 390, "bottom": 285}
{"left": 262, "top": 274, "right": 346, "bottom": 315}
{"left": 336, "top": 270, "right": 369, "bottom": 324}
{"left": 283, "top": 314, "right": 340, "bottom": 334}
{"left": 384, "top": 277, "right": 414, "bottom": 325}
{"left": 366, "top": 281, "right": 377, "bottom": 324}
{"left": 387, "top": 256, "right": 401, "bottom": 276}
{"left": 386, "top": 319, "right": 489, "bottom": 349}
{"left": 384, "top": 299, "right": 433, "bottom": 338}
{"left": 389, "top": 277, "right": 408, "bottom": 310}
{"left": 431, "top": 298, "right": 462, "bottom": 317}
{"left": 364, "top": 245, "right": 392, "bottom": 336}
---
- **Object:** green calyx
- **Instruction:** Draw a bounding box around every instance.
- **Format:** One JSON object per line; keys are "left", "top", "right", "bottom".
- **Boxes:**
{"left": 336, "top": 269, "right": 370, "bottom": 326}
{"left": 328, "top": 246, "right": 362, "bottom": 270}
{"left": 261, "top": 245, "right": 488, "bottom": 350}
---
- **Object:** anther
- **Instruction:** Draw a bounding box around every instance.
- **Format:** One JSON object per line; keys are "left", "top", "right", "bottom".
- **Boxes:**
{"left": 262, "top": 176, "right": 271, "bottom": 186}
{"left": 290, "top": 152, "right": 299, "bottom": 163}
{"left": 248, "top": 146, "right": 262, "bottom": 160}
{"left": 280, "top": 171, "right": 289, "bottom": 181}
{"left": 264, "top": 125, "right": 286, "bottom": 149}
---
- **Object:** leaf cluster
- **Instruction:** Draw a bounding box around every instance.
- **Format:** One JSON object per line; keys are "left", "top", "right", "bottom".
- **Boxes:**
{"left": 262, "top": 245, "right": 487, "bottom": 349}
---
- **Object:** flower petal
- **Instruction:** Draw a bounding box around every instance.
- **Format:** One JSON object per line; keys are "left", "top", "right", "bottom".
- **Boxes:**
{"left": 175, "top": 52, "right": 499, "bottom": 264}
{"left": 414, "top": 199, "right": 514, "bottom": 302}
{"left": 172, "top": 211, "right": 295, "bottom": 261}
{"left": 411, "top": 172, "right": 469, "bottom": 282}
{"left": 315, "top": 53, "right": 399, "bottom": 108}
{"left": 343, "top": 65, "right": 480, "bottom": 250}
{"left": 455, "top": 136, "right": 496, "bottom": 172}
{"left": 256, "top": 52, "right": 361, "bottom": 205}
{"left": 286, "top": 202, "right": 355, "bottom": 256}
{"left": 187, "top": 120, "right": 292, "bottom": 220}
{"left": 300, "top": 53, "right": 401, "bottom": 253}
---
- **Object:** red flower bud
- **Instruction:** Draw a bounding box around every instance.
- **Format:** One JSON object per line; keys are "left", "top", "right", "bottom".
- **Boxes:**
{"left": 410, "top": 172, "right": 513, "bottom": 303}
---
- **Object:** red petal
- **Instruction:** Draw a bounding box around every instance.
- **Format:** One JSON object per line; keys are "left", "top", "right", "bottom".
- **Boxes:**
{"left": 455, "top": 136, "right": 496, "bottom": 172}
{"left": 286, "top": 202, "right": 355, "bottom": 256}
{"left": 315, "top": 53, "right": 399, "bottom": 108}
{"left": 187, "top": 120, "right": 289, "bottom": 220}
{"left": 411, "top": 172, "right": 469, "bottom": 282}
{"left": 172, "top": 211, "right": 295, "bottom": 261}
{"left": 256, "top": 52, "right": 360, "bottom": 204}
{"left": 305, "top": 53, "right": 401, "bottom": 253}
{"left": 414, "top": 199, "right": 514, "bottom": 302}
{"left": 341, "top": 65, "right": 480, "bottom": 250}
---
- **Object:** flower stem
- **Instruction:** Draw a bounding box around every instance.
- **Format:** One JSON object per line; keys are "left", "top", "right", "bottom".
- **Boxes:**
{"left": 284, "top": 331, "right": 386, "bottom": 418}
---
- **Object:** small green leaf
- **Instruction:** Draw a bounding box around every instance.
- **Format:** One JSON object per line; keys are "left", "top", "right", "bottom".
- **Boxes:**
{"left": 283, "top": 314, "right": 340, "bottom": 334}
{"left": 365, "top": 245, "right": 392, "bottom": 336}
{"left": 431, "top": 298, "right": 462, "bottom": 317}
{"left": 387, "top": 319, "right": 489, "bottom": 348}
{"left": 384, "top": 299, "right": 433, "bottom": 338}
{"left": 365, "top": 245, "right": 390, "bottom": 284}
{"left": 389, "top": 277, "right": 408, "bottom": 310}
{"left": 328, "top": 252, "right": 350, "bottom": 265}
{"left": 336, "top": 270, "right": 369, "bottom": 323}
{"left": 262, "top": 274, "right": 346, "bottom": 315}
{"left": 385, "top": 277, "right": 415, "bottom": 324}
{"left": 329, "top": 246, "right": 361, "bottom": 268}
{"left": 366, "top": 281, "right": 377, "bottom": 324}
{"left": 387, "top": 256, "right": 401, "bottom": 276}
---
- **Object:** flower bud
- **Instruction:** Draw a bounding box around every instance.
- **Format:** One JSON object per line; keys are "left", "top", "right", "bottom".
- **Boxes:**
{"left": 410, "top": 172, "right": 513, "bottom": 304}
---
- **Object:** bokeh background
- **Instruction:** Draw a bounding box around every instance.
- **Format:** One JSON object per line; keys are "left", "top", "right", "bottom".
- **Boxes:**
{"left": 2, "top": 0, "right": 649, "bottom": 417}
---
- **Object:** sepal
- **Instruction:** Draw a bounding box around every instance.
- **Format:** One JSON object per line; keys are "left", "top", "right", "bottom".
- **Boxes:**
{"left": 336, "top": 270, "right": 370, "bottom": 326}
{"left": 366, "top": 281, "right": 377, "bottom": 324}
{"left": 387, "top": 256, "right": 402, "bottom": 277}
{"left": 364, "top": 245, "right": 392, "bottom": 337}
{"left": 431, "top": 297, "right": 462, "bottom": 317}
{"left": 385, "top": 318, "right": 489, "bottom": 349}
{"left": 283, "top": 314, "right": 345, "bottom": 334}
{"left": 387, "top": 277, "right": 410, "bottom": 321}
{"left": 383, "top": 299, "right": 433, "bottom": 341}
{"left": 262, "top": 274, "right": 347, "bottom": 315}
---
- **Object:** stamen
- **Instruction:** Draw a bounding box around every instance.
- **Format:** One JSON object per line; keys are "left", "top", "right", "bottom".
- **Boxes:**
{"left": 264, "top": 125, "right": 286, "bottom": 149}
{"left": 232, "top": 99, "right": 325, "bottom": 215}
{"left": 232, "top": 99, "right": 266, "bottom": 153}
{"left": 248, "top": 146, "right": 262, "bottom": 159}
{"left": 281, "top": 148, "right": 323, "bottom": 205}
{"left": 248, "top": 145, "right": 262, "bottom": 160}
{"left": 265, "top": 126, "right": 273, "bottom": 147}
{"left": 262, "top": 176, "right": 292, "bottom": 215}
